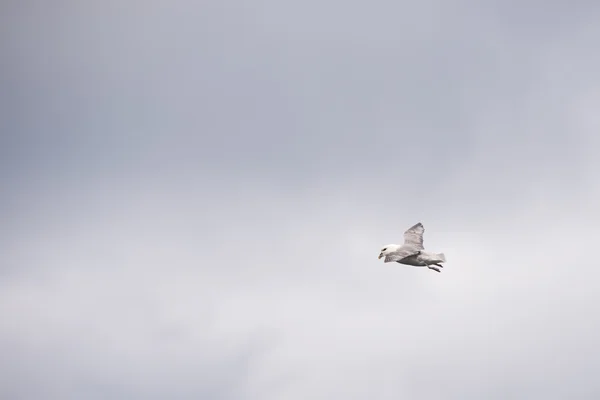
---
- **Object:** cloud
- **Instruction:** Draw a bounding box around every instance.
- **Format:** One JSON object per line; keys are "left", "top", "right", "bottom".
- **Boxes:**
{"left": 2, "top": 0, "right": 600, "bottom": 399}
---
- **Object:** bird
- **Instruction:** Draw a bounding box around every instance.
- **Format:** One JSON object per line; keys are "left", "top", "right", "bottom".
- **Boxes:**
{"left": 378, "top": 222, "right": 446, "bottom": 273}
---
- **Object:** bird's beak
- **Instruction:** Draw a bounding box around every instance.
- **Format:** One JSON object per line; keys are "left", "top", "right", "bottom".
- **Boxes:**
{"left": 378, "top": 253, "right": 383, "bottom": 259}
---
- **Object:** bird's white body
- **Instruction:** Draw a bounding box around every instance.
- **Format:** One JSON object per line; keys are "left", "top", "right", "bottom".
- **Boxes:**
{"left": 378, "top": 223, "right": 446, "bottom": 273}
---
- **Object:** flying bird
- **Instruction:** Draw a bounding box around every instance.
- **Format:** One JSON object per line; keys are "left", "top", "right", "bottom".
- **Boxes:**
{"left": 378, "top": 222, "right": 446, "bottom": 273}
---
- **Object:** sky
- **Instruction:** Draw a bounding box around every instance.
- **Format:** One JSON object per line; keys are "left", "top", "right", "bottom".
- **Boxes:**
{"left": 1, "top": 1, "right": 600, "bottom": 399}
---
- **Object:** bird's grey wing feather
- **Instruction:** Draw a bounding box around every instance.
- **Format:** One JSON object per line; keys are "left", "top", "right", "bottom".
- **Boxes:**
{"left": 384, "top": 247, "right": 419, "bottom": 263}
{"left": 403, "top": 222, "right": 424, "bottom": 250}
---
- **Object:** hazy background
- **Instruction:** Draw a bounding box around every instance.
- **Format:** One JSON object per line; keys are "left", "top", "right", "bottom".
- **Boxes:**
{"left": 2, "top": 1, "right": 600, "bottom": 399}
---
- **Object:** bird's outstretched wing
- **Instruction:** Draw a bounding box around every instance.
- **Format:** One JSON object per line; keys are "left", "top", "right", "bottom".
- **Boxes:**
{"left": 403, "top": 222, "right": 424, "bottom": 250}
{"left": 384, "top": 247, "right": 419, "bottom": 263}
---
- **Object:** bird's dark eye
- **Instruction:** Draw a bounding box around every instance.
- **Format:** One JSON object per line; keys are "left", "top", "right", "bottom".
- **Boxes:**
{"left": 382, "top": 248, "right": 387, "bottom": 251}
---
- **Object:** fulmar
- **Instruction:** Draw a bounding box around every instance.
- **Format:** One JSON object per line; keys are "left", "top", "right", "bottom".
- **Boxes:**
{"left": 378, "top": 222, "right": 446, "bottom": 273}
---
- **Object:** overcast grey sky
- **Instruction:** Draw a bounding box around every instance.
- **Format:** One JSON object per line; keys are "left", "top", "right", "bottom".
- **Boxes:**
{"left": 2, "top": 1, "right": 600, "bottom": 399}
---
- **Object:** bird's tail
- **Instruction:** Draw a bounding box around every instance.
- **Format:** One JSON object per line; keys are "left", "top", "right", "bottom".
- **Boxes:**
{"left": 437, "top": 253, "right": 446, "bottom": 263}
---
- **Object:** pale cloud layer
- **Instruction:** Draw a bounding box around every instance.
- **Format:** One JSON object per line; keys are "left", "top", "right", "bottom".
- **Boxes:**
{"left": 2, "top": 1, "right": 600, "bottom": 399}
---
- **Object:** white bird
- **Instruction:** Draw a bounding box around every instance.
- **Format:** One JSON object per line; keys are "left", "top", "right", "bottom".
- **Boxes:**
{"left": 378, "top": 222, "right": 446, "bottom": 273}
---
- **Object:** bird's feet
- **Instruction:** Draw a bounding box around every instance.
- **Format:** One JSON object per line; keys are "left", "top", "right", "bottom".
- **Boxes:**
{"left": 428, "top": 266, "right": 441, "bottom": 273}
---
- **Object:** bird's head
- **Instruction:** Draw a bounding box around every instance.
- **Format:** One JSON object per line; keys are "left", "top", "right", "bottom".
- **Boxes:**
{"left": 378, "top": 244, "right": 400, "bottom": 260}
